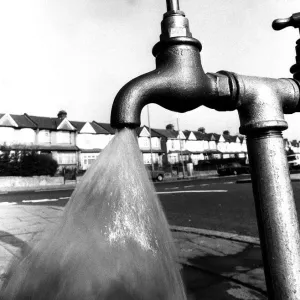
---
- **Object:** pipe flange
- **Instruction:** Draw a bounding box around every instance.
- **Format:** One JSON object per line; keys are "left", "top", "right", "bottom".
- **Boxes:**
{"left": 239, "top": 120, "right": 288, "bottom": 135}
{"left": 152, "top": 37, "right": 202, "bottom": 57}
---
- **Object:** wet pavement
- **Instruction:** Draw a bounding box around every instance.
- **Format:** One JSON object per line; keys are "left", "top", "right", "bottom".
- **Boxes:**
{"left": 0, "top": 204, "right": 267, "bottom": 299}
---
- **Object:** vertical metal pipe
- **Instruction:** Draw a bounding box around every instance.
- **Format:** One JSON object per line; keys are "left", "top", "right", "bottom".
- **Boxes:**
{"left": 177, "top": 114, "right": 185, "bottom": 178}
{"left": 166, "top": 0, "right": 180, "bottom": 11}
{"left": 147, "top": 105, "right": 154, "bottom": 172}
{"left": 247, "top": 130, "right": 300, "bottom": 299}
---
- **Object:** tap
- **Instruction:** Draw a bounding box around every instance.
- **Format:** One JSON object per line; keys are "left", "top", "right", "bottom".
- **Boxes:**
{"left": 110, "top": 0, "right": 234, "bottom": 129}
{"left": 109, "top": 2, "right": 300, "bottom": 299}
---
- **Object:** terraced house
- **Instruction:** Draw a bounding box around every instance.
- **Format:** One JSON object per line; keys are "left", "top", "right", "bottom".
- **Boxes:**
{"left": 0, "top": 111, "right": 115, "bottom": 171}
{"left": 0, "top": 111, "right": 79, "bottom": 171}
{"left": 71, "top": 121, "right": 113, "bottom": 170}
{"left": 136, "top": 126, "right": 164, "bottom": 166}
{"left": 2, "top": 110, "right": 297, "bottom": 172}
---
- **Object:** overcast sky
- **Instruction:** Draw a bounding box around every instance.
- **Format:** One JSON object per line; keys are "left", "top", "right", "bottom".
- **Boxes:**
{"left": 0, "top": 0, "right": 299, "bottom": 138}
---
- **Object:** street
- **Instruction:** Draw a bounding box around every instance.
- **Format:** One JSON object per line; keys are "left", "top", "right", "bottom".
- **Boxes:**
{"left": 1, "top": 175, "right": 300, "bottom": 238}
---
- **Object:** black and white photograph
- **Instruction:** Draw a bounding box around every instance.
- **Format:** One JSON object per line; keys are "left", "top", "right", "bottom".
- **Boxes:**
{"left": 0, "top": 0, "right": 299, "bottom": 299}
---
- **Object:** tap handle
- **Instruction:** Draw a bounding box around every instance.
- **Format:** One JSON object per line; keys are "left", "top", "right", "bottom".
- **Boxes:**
{"left": 272, "top": 13, "right": 300, "bottom": 31}
{"left": 273, "top": 13, "right": 300, "bottom": 80}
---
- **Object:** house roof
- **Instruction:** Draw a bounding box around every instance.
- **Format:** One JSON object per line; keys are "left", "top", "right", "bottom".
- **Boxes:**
{"left": 136, "top": 126, "right": 162, "bottom": 138}
{"left": 135, "top": 127, "right": 144, "bottom": 136}
{"left": 26, "top": 115, "right": 76, "bottom": 131}
{"left": 70, "top": 121, "right": 85, "bottom": 131}
{"left": 239, "top": 136, "right": 245, "bottom": 143}
{"left": 26, "top": 115, "right": 55, "bottom": 129}
{"left": 26, "top": 115, "right": 59, "bottom": 130}
{"left": 93, "top": 122, "right": 116, "bottom": 134}
{"left": 90, "top": 122, "right": 110, "bottom": 134}
{"left": 0, "top": 113, "right": 37, "bottom": 128}
{"left": 70, "top": 121, "right": 110, "bottom": 134}
{"left": 206, "top": 133, "right": 217, "bottom": 141}
{"left": 212, "top": 133, "right": 222, "bottom": 141}
{"left": 11, "top": 114, "right": 37, "bottom": 128}
{"left": 152, "top": 128, "right": 177, "bottom": 139}
{"left": 222, "top": 134, "right": 236, "bottom": 143}
{"left": 192, "top": 131, "right": 209, "bottom": 141}
{"left": 183, "top": 130, "right": 191, "bottom": 138}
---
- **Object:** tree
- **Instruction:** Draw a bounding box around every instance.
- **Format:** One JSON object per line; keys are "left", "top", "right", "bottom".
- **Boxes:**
{"left": 21, "top": 152, "right": 58, "bottom": 176}
{"left": 0, "top": 150, "right": 58, "bottom": 176}
{"left": 0, "top": 151, "right": 11, "bottom": 176}
{"left": 198, "top": 127, "right": 205, "bottom": 133}
{"left": 223, "top": 130, "right": 230, "bottom": 135}
{"left": 287, "top": 147, "right": 295, "bottom": 156}
{"left": 166, "top": 124, "right": 174, "bottom": 130}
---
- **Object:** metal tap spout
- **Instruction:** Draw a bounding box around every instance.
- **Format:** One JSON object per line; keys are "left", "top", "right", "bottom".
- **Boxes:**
{"left": 110, "top": 4, "right": 232, "bottom": 129}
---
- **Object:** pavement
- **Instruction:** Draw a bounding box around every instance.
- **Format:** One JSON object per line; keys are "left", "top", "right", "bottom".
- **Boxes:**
{"left": 237, "top": 173, "right": 300, "bottom": 184}
{"left": 0, "top": 203, "right": 267, "bottom": 299}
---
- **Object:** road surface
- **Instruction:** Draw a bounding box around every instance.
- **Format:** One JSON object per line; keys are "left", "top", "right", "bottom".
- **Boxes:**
{"left": 1, "top": 176, "right": 300, "bottom": 237}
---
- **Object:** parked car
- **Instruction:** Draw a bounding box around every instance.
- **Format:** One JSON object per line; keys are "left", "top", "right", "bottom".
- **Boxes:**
{"left": 287, "top": 154, "right": 300, "bottom": 169}
{"left": 217, "top": 162, "right": 250, "bottom": 176}
{"left": 149, "top": 170, "right": 165, "bottom": 182}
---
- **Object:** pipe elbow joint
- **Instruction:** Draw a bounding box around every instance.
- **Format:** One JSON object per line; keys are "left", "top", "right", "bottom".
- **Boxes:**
{"left": 227, "top": 73, "right": 300, "bottom": 134}
{"left": 110, "top": 39, "right": 233, "bottom": 129}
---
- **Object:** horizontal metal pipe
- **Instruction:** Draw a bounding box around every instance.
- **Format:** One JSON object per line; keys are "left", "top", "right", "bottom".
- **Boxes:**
{"left": 246, "top": 130, "right": 300, "bottom": 299}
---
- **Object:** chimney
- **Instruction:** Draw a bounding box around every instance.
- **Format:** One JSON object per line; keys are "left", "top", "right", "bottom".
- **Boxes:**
{"left": 57, "top": 110, "right": 67, "bottom": 120}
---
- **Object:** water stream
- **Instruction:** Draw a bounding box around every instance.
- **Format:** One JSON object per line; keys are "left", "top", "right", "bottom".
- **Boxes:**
{"left": 1, "top": 128, "right": 187, "bottom": 300}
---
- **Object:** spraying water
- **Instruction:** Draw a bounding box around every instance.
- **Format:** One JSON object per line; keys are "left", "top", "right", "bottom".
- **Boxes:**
{"left": 1, "top": 128, "right": 187, "bottom": 300}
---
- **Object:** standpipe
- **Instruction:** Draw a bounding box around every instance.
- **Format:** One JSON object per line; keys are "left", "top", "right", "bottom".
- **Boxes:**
{"left": 110, "top": 1, "right": 300, "bottom": 298}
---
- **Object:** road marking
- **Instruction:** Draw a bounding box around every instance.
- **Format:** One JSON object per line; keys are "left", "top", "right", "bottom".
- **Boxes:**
{"left": 34, "top": 188, "right": 73, "bottom": 192}
{"left": 198, "top": 184, "right": 209, "bottom": 186}
{"left": 157, "top": 190, "right": 227, "bottom": 194}
{"left": 22, "top": 199, "right": 59, "bottom": 203}
{"left": 0, "top": 202, "right": 17, "bottom": 205}
{"left": 165, "top": 187, "right": 179, "bottom": 190}
{"left": 22, "top": 197, "right": 70, "bottom": 203}
{"left": 184, "top": 185, "right": 195, "bottom": 188}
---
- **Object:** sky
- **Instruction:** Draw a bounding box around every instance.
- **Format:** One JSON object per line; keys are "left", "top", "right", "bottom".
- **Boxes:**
{"left": 0, "top": 0, "right": 299, "bottom": 139}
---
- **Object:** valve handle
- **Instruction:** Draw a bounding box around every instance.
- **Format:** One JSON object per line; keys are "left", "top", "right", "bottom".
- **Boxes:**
{"left": 272, "top": 13, "right": 300, "bottom": 31}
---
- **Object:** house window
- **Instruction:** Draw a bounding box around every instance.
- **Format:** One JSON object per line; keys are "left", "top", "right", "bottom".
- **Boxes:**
{"left": 151, "top": 138, "right": 160, "bottom": 149}
{"left": 39, "top": 130, "right": 51, "bottom": 144}
{"left": 171, "top": 140, "right": 175, "bottom": 149}
{"left": 143, "top": 153, "right": 158, "bottom": 165}
{"left": 82, "top": 153, "right": 99, "bottom": 168}
{"left": 143, "top": 153, "right": 151, "bottom": 164}
{"left": 0, "top": 127, "right": 15, "bottom": 144}
{"left": 180, "top": 140, "right": 185, "bottom": 149}
{"left": 138, "top": 137, "right": 150, "bottom": 149}
{"left": 57, "top": 152, "right": 76, "bottom": 164}
{"left": 88, "top": 157, "right": 96, "bottom": 164}
{"left": 209, "top": 141, "right": 216, "bottom": 150}
{"left": 57, "top": 131, "right": 71, "bottom": 144}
